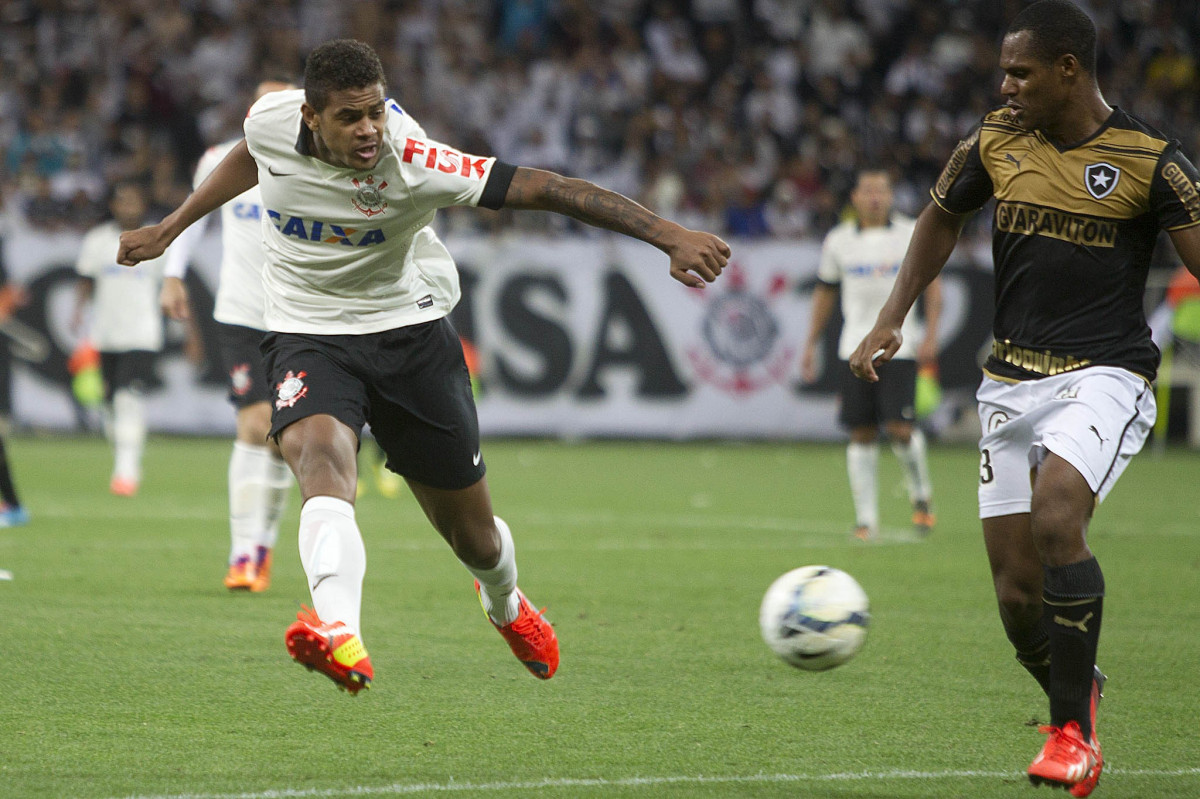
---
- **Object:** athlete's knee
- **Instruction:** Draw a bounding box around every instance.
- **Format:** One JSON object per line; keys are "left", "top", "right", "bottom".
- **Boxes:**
{"left": 1029, "top": 497, "right": 1090, "bottom": 563}
{"left": 993, "top": 570, "right": 1041, "bottom": 619}
{"left": 445, "top": 515, "right": 500, "bottom": 569}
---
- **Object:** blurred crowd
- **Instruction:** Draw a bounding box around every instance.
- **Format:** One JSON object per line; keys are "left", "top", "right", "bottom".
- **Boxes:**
{"left": 2, "top": 0, "right": 1199, "bottom": 246}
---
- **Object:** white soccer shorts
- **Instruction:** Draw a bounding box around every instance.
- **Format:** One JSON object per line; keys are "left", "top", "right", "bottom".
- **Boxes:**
{"left": 976, "top": 366, "right": 1156, "bottom": 519}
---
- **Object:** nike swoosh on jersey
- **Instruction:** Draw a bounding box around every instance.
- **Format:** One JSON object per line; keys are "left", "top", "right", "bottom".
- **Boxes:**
{"left": 267, "top": 165, "right": 296, "bottom": 177}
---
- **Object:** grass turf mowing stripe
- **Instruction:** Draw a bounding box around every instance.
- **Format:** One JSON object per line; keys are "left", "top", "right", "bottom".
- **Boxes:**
{"left": 116, "top": 767, "right": 1200, "bottom": 799}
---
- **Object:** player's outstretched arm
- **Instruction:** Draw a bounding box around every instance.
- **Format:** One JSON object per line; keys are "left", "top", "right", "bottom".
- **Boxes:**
{"left": 1170, "top": 225, "right": 1200, "bottom": 280}
{"left": 118, "top": 141, "right": 259, "bottom": 266}
{"left": 502, "top": 167, "right": 731, "bottom": 288}
{"left": 849, "top": 201, "right": 965, "bottom": 382}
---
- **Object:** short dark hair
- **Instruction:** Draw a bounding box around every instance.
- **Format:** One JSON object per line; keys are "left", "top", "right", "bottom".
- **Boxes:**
{"left": 303, "top": 39, "right": 386, "bottom": 111}
{"left": 1006, "top": 0, "right": 1097, "bottom": 73}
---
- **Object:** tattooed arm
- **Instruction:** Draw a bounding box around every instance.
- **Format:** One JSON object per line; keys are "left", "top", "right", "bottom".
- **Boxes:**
{"left": 502, "top": 167, "right": 730, "bottom": 288}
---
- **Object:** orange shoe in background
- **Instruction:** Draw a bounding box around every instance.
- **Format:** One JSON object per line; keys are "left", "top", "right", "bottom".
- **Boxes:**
{"left": 224, "top": 556, "right": 257, "bottom": 591}
{"left": 911, "top": 500, "right": 936, "bottom": 536}
{"left": 109, "top": 477, "right": 138, "bottom": 497}
{"left": 250, "top": 546, "right": 272, "bottom": 593}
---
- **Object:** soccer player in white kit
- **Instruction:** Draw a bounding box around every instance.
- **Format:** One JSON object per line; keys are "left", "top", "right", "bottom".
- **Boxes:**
{"left": 162, "top": 81, "right": 295, "bottom": 593}
{"left": 118, "top": 39, "right": 729, "bottom": 693}
{"left": 851, "top": 2, "right": 1200, "bottom": 793}
{"left": 801, "top": 169, "right": 941, "bottom": 541}
{"left": 74, "top": 181, "right": 166, "bottom": 496}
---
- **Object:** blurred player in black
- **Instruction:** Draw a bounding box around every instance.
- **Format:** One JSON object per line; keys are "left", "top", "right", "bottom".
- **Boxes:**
{"left": 0, "top": 227, "right": 29, "bottom": 528}
{"left": 850, "top": 2, "right": 1200, "bottom": 795}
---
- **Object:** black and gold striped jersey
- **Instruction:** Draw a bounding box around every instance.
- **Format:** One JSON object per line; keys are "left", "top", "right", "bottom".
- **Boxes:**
{"left": 932, "top": 106, "right": 1200, "bottom": 382}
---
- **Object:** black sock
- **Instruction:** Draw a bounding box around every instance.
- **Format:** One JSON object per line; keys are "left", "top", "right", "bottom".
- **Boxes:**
{"left": 0, "top": 436, "right": 20, "bottom": 508}
{"left": 1012, "top": 632, "right": 1052, "bottom": 695}
{"left": 1043, "top": 558, "right": 1104, "bottom": 739}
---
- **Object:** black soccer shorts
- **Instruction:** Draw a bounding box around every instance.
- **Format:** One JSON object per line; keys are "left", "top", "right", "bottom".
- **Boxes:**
{"left": 215, "top": 322, "right": 273, "bottom": 409}
{"left": 838, "top": 358, "right": 918, "bottom": 429}
{"left": 262, "top": 317, "right": 485, "bottom": 490}
{"left": 98, "top": 350, "right": 158, "bottom": 403}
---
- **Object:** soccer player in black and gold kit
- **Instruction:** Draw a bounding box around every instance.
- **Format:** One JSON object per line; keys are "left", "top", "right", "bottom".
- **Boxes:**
{"left": 849, "top": 2, "right": 1200, "bottom": 796}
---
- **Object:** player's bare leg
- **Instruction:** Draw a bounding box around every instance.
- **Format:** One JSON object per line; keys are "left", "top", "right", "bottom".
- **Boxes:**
{"left": 407, "top": 476, "right": 558, "bottom": 679}
{"left": 984, "top": 512, "right": 1050, "bottom": 692}
{"left": 1026, "top": 454, "right": 1104, "bottom": 793}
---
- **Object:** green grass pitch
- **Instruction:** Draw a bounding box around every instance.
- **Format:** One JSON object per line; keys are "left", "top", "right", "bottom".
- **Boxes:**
{"left": 0, "top": 435, "right": 1197, "bottom": 798}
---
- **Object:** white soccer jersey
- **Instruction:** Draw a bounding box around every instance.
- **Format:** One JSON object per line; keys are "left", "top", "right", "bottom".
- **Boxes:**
{"left": 817, "top": 215, "right": 922, "bottom": 360}
{"left": 164, "top": 139, "right": 269, "bottom": 330}
{"left": 76, "top": 221, "right": 165, "bottom": 352}
{"left": 243, "top": 89, "right": 502, "bottom": 334}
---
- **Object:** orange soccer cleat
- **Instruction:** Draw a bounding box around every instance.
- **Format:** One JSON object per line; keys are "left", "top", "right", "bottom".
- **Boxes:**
{"left": 475, "top": 581, "right": 559, "bottom": 679}
{"left": 224, "top": 556, "right": 257, "bottom": 591}
{"left": 1028, "top": 721, "right": 1097, "bottom": 792}
{"left": 1068, "top": 668, "right": 1107, "bottom": 798}
{"left": 109, "top": 477, "right": 138, "bottom": 497}
{"left": 911, "top": 499, "right": 936, "bottom": 536}
{"left": 284, "top": 605, "right": 373, "bottom": 694}
{"left": 853, "top": 525, "right": 877, "bottom": 542}
{"left": 251, "top": 546, "right": 273, "bottom": 593}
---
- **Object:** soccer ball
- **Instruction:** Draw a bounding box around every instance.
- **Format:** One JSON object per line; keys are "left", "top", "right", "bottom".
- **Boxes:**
{"left": 758, "top": 565, "right": 870, "bottom": 671}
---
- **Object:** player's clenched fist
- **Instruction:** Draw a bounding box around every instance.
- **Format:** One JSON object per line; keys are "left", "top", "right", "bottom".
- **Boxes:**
{"left": 117, "top": 223, "right": 177, "bottom": 267}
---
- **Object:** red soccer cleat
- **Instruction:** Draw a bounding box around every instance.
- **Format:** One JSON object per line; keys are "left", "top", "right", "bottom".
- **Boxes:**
{"left": 474, "top": 581, "right": 559, "bottom": 679}
{"left": 284, "top": 605, "right": 373, "bottom": 694}
{"left": 1029, "top": 721, "right": 1096, "bottom": 791}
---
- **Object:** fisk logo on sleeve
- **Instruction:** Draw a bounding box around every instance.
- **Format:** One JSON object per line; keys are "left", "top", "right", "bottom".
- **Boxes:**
{"left": 402, "top": 139, "right": 488, "bottom": 178}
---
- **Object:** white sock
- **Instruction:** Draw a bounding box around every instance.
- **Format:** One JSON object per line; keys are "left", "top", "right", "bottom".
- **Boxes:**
{"left": 261, "top": 453, "right": 291, "bottom": 550}
{"left": 846, "top": 442, "right": 879, "bottom": 531}
{"left": 298, "top": 496, "right": 366, "bottom": 635}
{"left": 111, "top": 388, "right": 145, "bottom": 483}
{"left": 464, "top": 516, "right": 520, "bottom": 625}
{"left": 891, "top": 427, "right": 933, "bottom": 505}
{"left": 228, "top": 442, "right": 269, "bottom": 562}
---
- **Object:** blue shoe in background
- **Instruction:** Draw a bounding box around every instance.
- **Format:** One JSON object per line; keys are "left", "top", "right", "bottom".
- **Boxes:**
{"left": 0, "top": 506, "right": 30, "bottom": 528}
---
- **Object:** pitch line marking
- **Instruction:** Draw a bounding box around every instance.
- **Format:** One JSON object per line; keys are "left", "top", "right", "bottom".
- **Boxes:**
{"left": 114, "top": 766, "right": 1200, "bottom": 799}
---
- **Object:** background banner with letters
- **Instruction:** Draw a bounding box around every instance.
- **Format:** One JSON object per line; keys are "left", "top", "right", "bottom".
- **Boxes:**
{"left": 1, "top": 229, "right": 993, "bottom": 440}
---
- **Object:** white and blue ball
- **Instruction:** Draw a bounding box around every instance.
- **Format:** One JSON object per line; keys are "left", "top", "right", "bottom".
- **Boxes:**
{"left": 759, "top": 565, "right": 870, "bottom": 671}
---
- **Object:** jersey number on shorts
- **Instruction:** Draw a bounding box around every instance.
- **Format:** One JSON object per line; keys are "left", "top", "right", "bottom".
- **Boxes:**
{"left": 979, "top": 448, "right": 995, "bottom": 484}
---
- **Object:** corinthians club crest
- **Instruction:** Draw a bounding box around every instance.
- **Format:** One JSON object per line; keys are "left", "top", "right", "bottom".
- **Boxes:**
{"left": 351, "top": 175, "right": 389, "bottom": 217}
{"left": 687, "top": 266, "right": 794, "bottom": 395}
{"left": 275, "top": 370, "right": 308, "bottom": 410}
{"left": 1084, "top": 162, "right": 1120, "bottom": 199}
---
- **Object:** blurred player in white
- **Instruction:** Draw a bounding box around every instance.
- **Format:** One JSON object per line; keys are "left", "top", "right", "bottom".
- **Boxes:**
{"left": 801, "top": 169, "right": 941, "bottom": 540}
{"left": 73, "top": 181, "right": 165, "bottom": 496}
{"left": 162, "top": 80, "right": 295, "bottom": 593}
{"left": 118, "top": 39, "right": 729, "bottom": 694}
